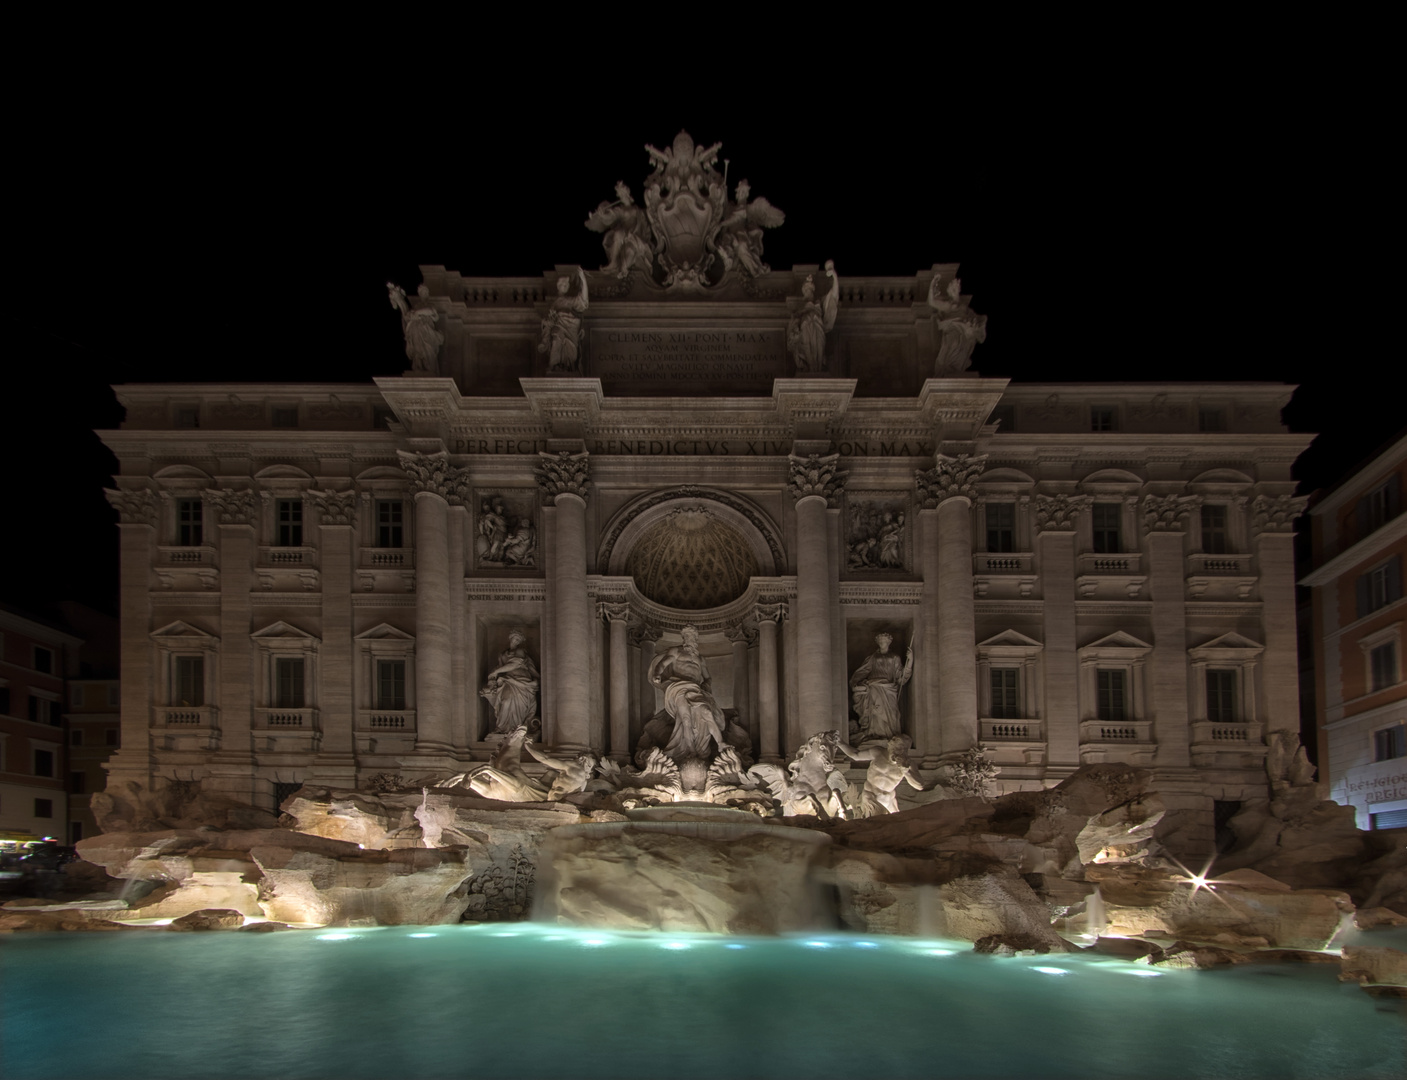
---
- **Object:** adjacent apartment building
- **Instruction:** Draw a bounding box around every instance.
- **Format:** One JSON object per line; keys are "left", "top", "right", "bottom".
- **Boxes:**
{"left": 1303, "top": 431, "right": 1407, "bottom": 829}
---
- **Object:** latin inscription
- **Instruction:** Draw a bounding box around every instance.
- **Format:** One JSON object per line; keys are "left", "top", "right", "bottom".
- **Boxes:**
{"left": 591, "top": 328, "right": 785, "bottom": 385}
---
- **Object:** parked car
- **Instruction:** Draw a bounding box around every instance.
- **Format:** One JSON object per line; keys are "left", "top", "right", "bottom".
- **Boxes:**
{"left": 18, "top": 844, "right": 78, "bottom": 872}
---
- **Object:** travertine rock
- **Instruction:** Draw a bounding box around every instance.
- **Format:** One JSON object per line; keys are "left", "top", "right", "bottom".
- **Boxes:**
{"left": 1354, "top": 906, "right": 1407, "bottom": 930}
{"left": 168, "top": 908, "right": 245, "bottom": 931}
{"left": 830, "top": 849, "right": 951, "bottom": 936}
{"left": 91, "top": 780, "right": 279, "bottom": 833}
{"left": 939, "top": 871, "right": 1076, "bottom": 952}
{"left": 0, "top": 910, "right": 133, "bottom": 932}
{"left": 1338, "top": 946, "right": 1407, "bottom": 987}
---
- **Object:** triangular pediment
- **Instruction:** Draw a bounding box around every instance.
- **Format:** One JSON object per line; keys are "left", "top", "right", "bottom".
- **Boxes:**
{"left": 1084, "top": 630, "right": 1152, "bottom": 651}
{"left": 978, "top": 629, "right": 1043, "bottom": 648}
{"left": 150, "top": 620, "right": 216, "bottom": 641}
{"left": 251, "top": 620, "right": 319, "bottom": 642}
{"left": 1190, "top": 631, "right": 1263, "bottom": 653}
{"left": 355, "top": 622, "right": 415, "bottom": 641}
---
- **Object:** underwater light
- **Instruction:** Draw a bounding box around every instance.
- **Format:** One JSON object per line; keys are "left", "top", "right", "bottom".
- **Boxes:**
{"left": 492, "top": 931, "right": 521, "bottom": 938}
{"left": 317, "top": 933, "right": 358, "bottom": 941}
{"left": 660, "top": 941, "right": 692, "bottom": 950}
{"left": 725, "top": 943, "right": 746, "bottom": 950}
{"left": 1033, "top": 967, "right": 1070, "bottom": 976}
{"left": 852, "top": 941, "right": 879, "bottom": 949}
{"left": 408, "top": 933, "right": 438, "bottom": 938}
{"left": 803, "top": 941, "right": 832, "bottom": 949}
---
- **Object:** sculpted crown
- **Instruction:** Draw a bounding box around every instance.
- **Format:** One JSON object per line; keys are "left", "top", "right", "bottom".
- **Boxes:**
{"left": 203, "top": 487, "right": 257, "bottom": 525}
{"left": 1140, "top": 494, "right": 1200, "bottom": 532}
{"left": 787, "top": 453, "right": 847, "bottom": 506}
{"left": 308, "top": 489, "right": 358, "bottom": 526}
{"left": 397, "top": 450, "right": 468, "bottom": 503}
{"left": 535, "top": 451, "right": 591, "bottom": 501}
{"left": 1251, "top": 493, "right": 1309, "bottom": 535}
{"left": 915, "top": 453, "right": 987, "bottom": 508}
{"left": 1033, "top": 493, "right": 1092, "bottom": 533}
{"left": 105, "top": 487, "right": 159, "bottom": 527}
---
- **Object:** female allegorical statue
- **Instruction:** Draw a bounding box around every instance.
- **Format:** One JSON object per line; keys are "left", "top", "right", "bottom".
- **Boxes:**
{"left": 480, "top": 630, "right": 539, "bottom": 734}
{"left": 849, "top": 632, "right": 914, "bottom": 741}
{"left": 648, "top": 624, "right": 728, "bottom": 761}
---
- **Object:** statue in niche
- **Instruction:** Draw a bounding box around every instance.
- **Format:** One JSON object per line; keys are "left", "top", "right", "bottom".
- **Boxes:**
{"left": 787, "top": 261, "right": 839, "bottom": 372}
{"left": 747, "top": 731, "right": 850, "bottom": 819}
{"left": 849, "top": 633, "right": 913, "bottom": 743}
{"left": 539, "top": 268, "right": 589, "bottom": 373}
{"left": 450, "top": 726, "right": 549, "bottom": 802}
{"left": 647, "top": 624, "right": 729, "bottom": 762}
{"left": 837, "top": 735, "right": 932, "bottom": 816}
{"left": 500, "top": 516, "right": 537, "bottom": 567}
{"left": 585, "top": 182, "right": 653, "bottom": 278}
{"left": 715, "top": 180, "right": 785, "bottom": 279}
{"left": 477, "top": 498, "right": 509, "bottom": 562}
{"left": 387, "top": 282, "right": 444, "bottom": 374}
{"left": 847, "top": 507, "right": 905, "bottom": 571}
{"left": 927, "top": 276, "right": 988, "bottom": 375}
{"left": 524, "top": 741, "right": 598, "bottom": 801}
{"left": 480, "top": 630, "right": 540, "bottom": 735}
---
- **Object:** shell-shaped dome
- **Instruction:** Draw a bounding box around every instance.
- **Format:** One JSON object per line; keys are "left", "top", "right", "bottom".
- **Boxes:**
{"left": 624, "top": 509, "right": 758, "bottom": 610}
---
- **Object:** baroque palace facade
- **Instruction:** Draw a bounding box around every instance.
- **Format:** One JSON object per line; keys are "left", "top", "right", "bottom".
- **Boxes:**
{"left": 99, "top": 134, "right": 1310, "bottom": 852}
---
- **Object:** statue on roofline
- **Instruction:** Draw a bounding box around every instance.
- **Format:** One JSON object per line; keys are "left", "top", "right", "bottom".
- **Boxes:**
{"left": 787, "top": 260, "right": 839, "bottom": 372}
{"left": 539, "top": 268, "right": 589, "bottom": 373}
{"left": 928, "top": 275, "right": 988, "bottom": 375}
{"left": 387, "top": 282, "right": 443, "bottom": 374}
{"left": 585, "top": 182, "right": 653, "bottom": 278}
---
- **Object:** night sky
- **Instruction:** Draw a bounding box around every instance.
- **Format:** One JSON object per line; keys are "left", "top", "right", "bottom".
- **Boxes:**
{"left": 5, "top": 88, "right": 1393, "bottom": 619}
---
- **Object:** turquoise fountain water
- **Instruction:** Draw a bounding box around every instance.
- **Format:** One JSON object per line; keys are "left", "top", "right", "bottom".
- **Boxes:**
{"left": 2, "top": 925, "right": 1402, "bottom": 1079}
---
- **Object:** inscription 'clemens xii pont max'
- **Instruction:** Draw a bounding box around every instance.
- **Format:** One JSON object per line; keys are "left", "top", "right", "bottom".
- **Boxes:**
{"left": 591, "top": 328, "right": 786, "bottom": 385}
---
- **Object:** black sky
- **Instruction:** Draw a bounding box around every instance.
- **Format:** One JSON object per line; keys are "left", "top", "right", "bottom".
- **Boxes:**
{"left": 3, "top": 67, "right": 1394, "bottom": 618}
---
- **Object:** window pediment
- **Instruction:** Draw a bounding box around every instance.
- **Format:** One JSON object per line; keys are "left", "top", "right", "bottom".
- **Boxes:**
{"left": 151, "top": 620, "right": 217, "bottom": 643}
{"left": 1189, "top": 631, "right": 1263, "bottom": 661}
{"left": 356, "top": 623, "right": 415, "bottom": 642}
{"left": 252, "top": 621, "right": 321, "bottom": 646}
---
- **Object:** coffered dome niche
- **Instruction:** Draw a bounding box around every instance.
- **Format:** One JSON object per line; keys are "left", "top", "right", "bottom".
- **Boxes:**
{"left": 625, "top": 509, "right": 759, "bottom": 610}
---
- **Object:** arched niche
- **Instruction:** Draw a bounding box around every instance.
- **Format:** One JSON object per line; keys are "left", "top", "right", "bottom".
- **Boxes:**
{"left": 599, "top": 487, "right": 783, "bottom": 580}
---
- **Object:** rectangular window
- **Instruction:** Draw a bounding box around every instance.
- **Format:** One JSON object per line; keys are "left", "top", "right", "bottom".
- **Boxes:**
{"left": 34, "top": 749, "right": 54, "bottom": 778}
{"left": 1198, "top": 407, "right": 1227, "bottom": 432}
{"left": 0, "top": 686, "right": 10, "bottom": 715}
{"left": 376, "top": 660, "right": 406, "bottom": 710}
{"left": 1374, "top": 724, "right": 1407, "bottom": 762}
{"left": 174, "top": 407, "right": 200, "bottom": 430}
{"left": 1357, "top": 478, "right": 1401, "bottom": 537}
{"left": 990, "top": 669, "right": 1020, "bottom": 719}
{"left": 1370, "top": 642, "right": 1399, "bottom": 693}
{"left": 1092, "top": 502, "right": 1122, "bottom": 553}
{"left": 33, "top": 647, "right": 54, "bottom": 674}
{"left": 275, "top": 657, "right": 306, "bottom": 708}
{"left": 70, "top": 729, "right": 83, "bottom": 746}
{"left": 986, "top": 503, "right": 1016, "bottom": 553}
{"left": 71, "top": 683, "right": 85, "bottom": 707}
{"left": 1206, "top": 669, "right": 1237, "bottom": 723}
{"left": 108, "top": 686, "right": 120, "bottom": 707}
{"left": 271, "top": 407, "right": 299, "bottom": 428}
{"left": 70, "top": 822, "right": 83, "bottom": 843}
{"left": 1357, "top": 557, "right": 1404, "bottom": 618}
{"left": 105, "top": 728, "right": 120, "bottom": 748}
{"left": 174, "top": 656, "right": 205, "bottom": 707}
{"left": 177, "top": 498, "right": 203, "bottom": 547}
{"left": 28, "top": 696, "right": 55, "bottom": 725}
{"left": 1090, "top": 407, "right": 1117, "bottom": 432}
{"left": 1201, "top": 505, "right": 1229, "bottom": 554}
{"left": 1096, "top": 669, "right": 1128, "bottom": 723}
{"left": 376, "top": 501, "right": 404, "bottom": 548}
{"left": 35, "top": 798, "right": 53, "bottom": 819}
{"left": 70, "top": 771, "right": 86, "bottom": 795}
{"left": 276, "top": 499, "right": 304, "bottom": 547}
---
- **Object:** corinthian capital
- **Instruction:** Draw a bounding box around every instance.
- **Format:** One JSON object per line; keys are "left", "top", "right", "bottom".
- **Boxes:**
{"left": 1034, "top": 493, "right": 1092, "bottom": 533}
{"left": 397, "top": 450, "right": 465, "bottom": 501}
{"left": 1140, "top": 494, "right": 1199, "bottom": 533}
{"left": 308, "top": 489, "right": 357, "bottom": 526}
{"left": 754, "top": 601, "right": 789, "bottom": 624}
{"left": 104, "top": 488, "right": 159, "bottom": 527}
{"left": 597, "top": 601, "right": 630, "bottom": 624}
{"left": 1251, "top": 493, "right": 1309, "bottom": 535}
{"left": 915, "top": 453, "right": 987, "bottom": 508}
{"left": 534, "top": 450, "right": 591, "bottom": 501}
{"left": 203, "top": 487, "right": 257, "bottom": 525}
{"left": 787, "top": 453, "right": 847, "bottom": 505}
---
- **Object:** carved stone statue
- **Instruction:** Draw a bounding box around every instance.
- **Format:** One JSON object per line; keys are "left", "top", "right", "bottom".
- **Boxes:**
{"left": 643, "top": 130, "right": 727, "bottom": 290}
{"left": 648, "top": 625, "right": 729, "bottom": 762}
{"left": 848, "top": 506, "right": 905, "bottom": 571}
{"left": 747, "top": 731, "right": 850, "bottom": 819}
{"left": 837, "top": 735, "right": 931, "bottom": 816}
{"left": 850, "top": 633, "right": 913, "bottom": 742}
{"left": 452, "top": 726, "right": 549, "bottom": 802}
{"left": 478, "top": 498, "right": 509, "bottom": 562}
{"left": 500, "top": 517, "right": 537, "bottom": 567}
{"left": 585, "top": 182, "right": 654, "bottom": 278}
{"left": 715, "top": 180, "right": 784, "bottom": 279}
{"left": 787, "top": 261, "right": 839, "bottom": 372}
{"left": 927, "top": 276, "right": 987, "bottom": 375}
{"left": 387, "top": 282, "right": 444, "bottom": 374}
{"left": 539, "top": 269, "right": 589, "bottom": 372}
{"left": 523, "top": 742, "right": 597, "bottom": 801}
{"left": 479, "top": 631, "right": 539, "bottom": 735}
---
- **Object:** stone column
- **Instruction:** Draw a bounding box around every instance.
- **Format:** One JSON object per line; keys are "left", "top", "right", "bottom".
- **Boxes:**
{"left": 399, "top": 451, "right": 456, "bottom": 756}
{"left": 725, "top": 622, "right": 754, "bottom": 743}
{"left": 536, "top": 451, "right": 592, "bottom": 750}
{"left": 205, "top": 487, "right": 257, "bottom": 801}
{"left": 755, "top": 602, "right": 786, "bottom": 763}
{"left": 1142, "top": 495, "right": 1198, "bottom": 768}
{"left": 917, "top": 454, "right": 986, "bottom": 757}
{"left": 630, "top": 622, "right": 663, "bottom": 752}
{"left": 915, "top": 507, "right": 942, "bottom": 763}
{"left": 447, "top": 500, "right": 470, "bottom": 750}
{"left": 1253, "top": 494, "right": 1310, "bottom": 735}
{"left": 104, "top": 488, "right": 159, "bottom": 788}
{"left": 1034, "top": 494, "right": 1090, "bottom": 773}
{"left": 600, "top": 602, "right": 631, "bottom": 761}
{"left": 788, "top": 454, "right": 846, "bottom": 738}
{"left": 309, "top": 489, "right": 357, "bottom": 786}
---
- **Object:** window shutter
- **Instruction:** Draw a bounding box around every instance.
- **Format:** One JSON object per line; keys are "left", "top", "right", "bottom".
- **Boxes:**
{"left": 1388, "top": 556, "right": 1403, "bottom": 604}
{"left": 1357, "top": 574, "right": 1372, "bottom": 618}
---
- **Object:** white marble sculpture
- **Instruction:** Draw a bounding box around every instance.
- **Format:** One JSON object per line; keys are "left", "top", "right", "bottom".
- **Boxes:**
{"left": 850, "top": 633, "right": 913, "bottom": 742}
{"left": 927, "top": 276, "right": 987, "bottom": 375}
{"left": 787, "top": 261, "right": 839, "bottom": 371}
{"left": 524, "top": 741, "right": 597, "bottom": 801}
{"left": 387, "top": 282, "right": 444, "bottom": 374}
{"left": 479, "top": 631, "right": 540, "bottom": 735}
{"left": 451, "top": 726, "right": 549, "bottom": 802}
{"left": 648, "top": 625, "right": 729, "bottom": 761}
{"left": 585, "top": 182, "right": 653, "bottom": 278}
{"left": 539, "top": 269, "right": 589, "bottom": 372}
{"left": 837, "top": 735, "right": 931, "bottom": 816}
{"left": 715, "top": 180, "right": 784, "bottom": 279}
{"left": 748, "top": 731, "right": 850, "bottom": 819}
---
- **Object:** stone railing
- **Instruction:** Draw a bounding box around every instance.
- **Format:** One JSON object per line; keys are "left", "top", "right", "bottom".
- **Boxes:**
{"left": 980, "top": 720, "right": 1043, "bottom": 742}
{"left": 973, "top": 552, "right": 1033, "bottom": 573}
{"left": 255, "top": 708, "right": 319, "bottom": 729}
{"left": 258, "top": 546, "right": 318, "bottom": 568}
{"left": 1187, "top": 553, "right": 1254, "bottom": 576}
{"left": 1077, "top": 552, "right": 1143, "bottom": 575}
{"left": 360, "top": 547, "right": 412, "bottom": 569}
{"left": 158, "top": 546, "right": 217, "bottom": 567}
{"left": 357, "top": 709, "right": 416, "bottom": 732}
{"left": 459, "top": 280, "right": 546, "bottom": 305}
{"left": 1079, "top": 719, "right": 1153, "bottom": 744}
{"left": 155, "top": 706, "right": 218, "bottom": 728}
{"left": 1191, "top": 721, "right": 1259, "bottom": 744}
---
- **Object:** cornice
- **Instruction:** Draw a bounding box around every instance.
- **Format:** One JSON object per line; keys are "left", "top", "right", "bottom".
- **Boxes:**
{"left": 1301, "top": 512, "right": 1407, "bottom": 586}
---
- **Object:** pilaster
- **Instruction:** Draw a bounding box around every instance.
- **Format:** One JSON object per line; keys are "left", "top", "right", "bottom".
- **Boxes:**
{"left": 308, "top": 489, "right": 356, "bottom": 785}
{"left": 1142, "top": 494, "right": 1197, "bottom": 768}
{"left": 104, "top": 488, "right": 158, "bottom": 787}
{"left": 788, "top": 453, "right": 846, "bottom": 738}
{"left": 399, "top": 451, "right": 457, "bottom": 758}
{"left": 1253, "top": 494, "right": 1309, "bottom": 733}
{"left": 206, "top": 486, "right": 257, "bottom": 799}
{"left": 600, "top": 602, "right": 631, "bottom": 761}
{"left": 1035, "top": 494, "right": 1087, "bottom": 770}
{"left": 537, "top": 451, "right": 592, "bottom": 750}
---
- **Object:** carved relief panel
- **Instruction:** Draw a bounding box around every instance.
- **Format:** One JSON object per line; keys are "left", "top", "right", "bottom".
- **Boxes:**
{"left": 844, "top": 492, "right": 911, "bottom": 575}
{"left": 472, "top": 489, "right": 540, "bottom": 570}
